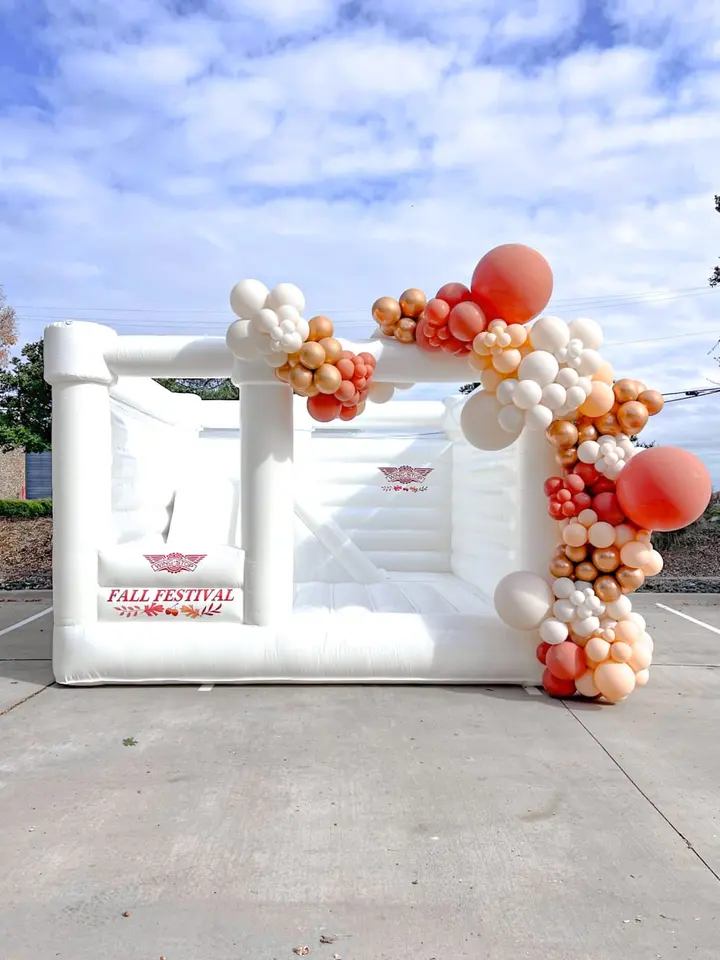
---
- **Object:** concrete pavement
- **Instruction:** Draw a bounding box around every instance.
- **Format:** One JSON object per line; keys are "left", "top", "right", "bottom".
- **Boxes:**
{"left": 0, "top": 593, "right": 718, "bottom": 959}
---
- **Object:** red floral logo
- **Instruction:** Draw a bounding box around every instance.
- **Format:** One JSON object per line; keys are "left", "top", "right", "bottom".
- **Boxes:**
{"left": 379, "top": 466, "right": 433, "bottom": 493}
{"left": 143, "top": 552, "right": 207, "bottom": 574}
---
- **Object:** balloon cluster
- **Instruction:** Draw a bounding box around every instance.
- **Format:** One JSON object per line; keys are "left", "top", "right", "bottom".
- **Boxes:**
{"left": 416, "top": 284, "right": 485, "bottom": 355}
{"left": 453, "top": 245, "right": 712, "bottom": 703}
{"left": 372, "top": 289, "right": 427, "bottom": 343}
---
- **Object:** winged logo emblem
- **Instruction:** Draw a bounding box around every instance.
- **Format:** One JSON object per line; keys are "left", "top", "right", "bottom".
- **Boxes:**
{"left": 379, "top": 466, "right": 434, "bottom": 484}
{"left": 143, "top": 552, "right": 207, "bottom": 574}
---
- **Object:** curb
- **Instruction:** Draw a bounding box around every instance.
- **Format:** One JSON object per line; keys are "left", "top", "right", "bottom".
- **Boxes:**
{"left": 0, "top": 590, "right": 53, "bottom": 601}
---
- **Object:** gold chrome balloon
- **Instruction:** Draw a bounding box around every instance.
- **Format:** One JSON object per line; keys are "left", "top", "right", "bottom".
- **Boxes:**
{"left": 616, "top": 565, "right": 645, "bottom": 594}
{"left": 593, "top": 546, "right": 621, "bottom": 573}
{"left": 556, "top": 446, "right": 579, "bottom": 468}
{"left": 319, "top": 337, "right": 343, "bottom": 364}
{"left": 299, "top": 341, "right": 326, "bottom": 370}
{"left": 289, "top": 365, "right": 313, "bottom": 392}
{"left": 565, "top": 544, "right": 588, "bottom": 563}
{"left": 308, "top": 315, "right": 335, "bottom": 341}
{"left": 372, "top": 297, "right": 402, "bottom": 327}
{"left": 594, "top": 411, "right": 622, "bottom": 436}
{"left": 577, "top": 422, "right": 598, "bottom": 444}
{"left": 638, "top": 389, "right": 664, "bottom": 416}
{"left": 594, "top": 575, "right": 621, "bottom": 603}
{"left": 546, "top": 420, "right": 579, "bottom": 449}
{"left": 550, "top": 556, "right": 575, "bottom": 579}
{"left": 617, "top": 400, "right": 649, "bottom": 435}
{"left": 274, "top": 364, "right": 291, "bottom": 383}
{"left": 314, "top": 363, "right": 343, "bottom": 395}
{"left": 575, "top": 561, "right": 599, "bottom": 582}
{"left": 613, "top": 378, "right": 639, "bottom": 403}
{"left": 399, "top": 288, "right": 427, "bottom": 319}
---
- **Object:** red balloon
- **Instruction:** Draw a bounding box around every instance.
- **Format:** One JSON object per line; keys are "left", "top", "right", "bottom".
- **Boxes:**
{"left": 336, "top": 358, "right": 354, "bottom": 379}
{"left": 544, "top": 477, "right": 564, "bottom": 497}
{"left": 616, "top": 446, "right": 712, "bottom": 532}
{"left": 592, "top": 491, "right": 626, "bottom": 526}
{"left": 307, "top": 394, "right": 342, "bottom": 422}
{"left": 435, "top": 282, "right": 472, "bottom": 309}
{"left": 546, "top": 641, "right": 586, "bottom": 680}
{"left": 471, "top": 244, "right": 553, "bottom": 325}
{"left": 339, "top": 405, "right": 359, "bottom": 421}
{"left": 536, "top": 641, "right": 551, "bottom": 665}
{"left": 574, "top": 462, "right": 600, "bottom": 487}
{"left": 414, "top": 315, "right": 437, "bottom": 352}
{"left": 573, "top": 492, "right": 592, "bottom": 511}
{"left": 542, "top": 668, "right": 577, "bottom": 698}
{"left": 335, "top": 380, "right": 356, "bottom": 403}
{"left": 590, "top": 477, "right": 616, "bottom": 495}
{"left": 447, "top": 302, "right": 488, "bottom": 342}
{"left": 424, "top": 297, "right": 451, "bottom": 327}
{"left": 358, "top": 352, "right": 376, "bottom": 368}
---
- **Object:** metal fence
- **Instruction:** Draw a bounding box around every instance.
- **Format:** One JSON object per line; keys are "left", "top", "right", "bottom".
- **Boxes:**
{"left": 25, "top": 451, "right": 52, "bottom": 500}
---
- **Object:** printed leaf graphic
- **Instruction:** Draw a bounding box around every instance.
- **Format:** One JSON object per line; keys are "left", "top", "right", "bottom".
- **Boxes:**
{"left": 181, "top": 604, "right": 200, "bottom": 619}
{"left": 201, "top": 603, "right": 223, "bottom": 617}
{"left": 143, "top": 603, "right": 164, "bottom": 617}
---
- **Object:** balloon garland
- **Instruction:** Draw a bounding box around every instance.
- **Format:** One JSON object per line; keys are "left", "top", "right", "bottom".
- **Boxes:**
{"left": 227, "top": 244, "right": 712, "bottom": 703}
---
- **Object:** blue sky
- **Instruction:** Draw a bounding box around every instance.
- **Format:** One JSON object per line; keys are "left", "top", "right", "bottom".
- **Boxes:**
{"left": 1, "top": 0, "right": 720, "bottom": 477}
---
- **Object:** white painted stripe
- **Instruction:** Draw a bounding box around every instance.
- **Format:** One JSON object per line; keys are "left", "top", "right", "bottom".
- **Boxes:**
{"left": 0, "top": 606, "right": 53, "bottom": 637}
{"left": 198, "top": 684, "right": 214, "bottom": 691}
{"left": 656, "top": 602, "right": 720, "bottom": 636}
{"left": 523, "top": 685, "right": 544, "bottom": 696}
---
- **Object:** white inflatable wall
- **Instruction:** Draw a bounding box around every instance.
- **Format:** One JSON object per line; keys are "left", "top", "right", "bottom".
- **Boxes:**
{"left": 44, "top": 321, "right": 556, "bottom": 685}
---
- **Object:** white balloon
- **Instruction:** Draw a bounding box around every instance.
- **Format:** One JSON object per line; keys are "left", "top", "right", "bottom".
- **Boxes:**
{"left": 529, "top": 315, "right": 570, "bottom": 353}
{"left": 229, "top": 279, "right": 269, "bottom": 319}
{"left": 569, "top": 316, "right": 603, "bottom": 350}
{"left": 255, "top": 308, "right": 280, "bottom": 333}
{"left": 368, "top": 382, "right": 395, "bottom": 404}
{"left": 493, "top": 571, "right": 553, "bottom": 631}
{"left": 295, "top": 318, "right": 310, "bottom": 342}
{"left": 541, "top": 383, "right": 567, "bottom": 410}
{"left": 524, "top": 404, "right": 553, "bottom": 431}
{"left": 552, "top": 578, "right": 575, "bottom": 599}
{"left": 460, "top": 390, "right": 522, "bottom": 450}
{"left": 576, "top": 377, "right": 593, "bottom": 398}
{"left": 577, "top": 441, "right": 600, "bottom": 464}
{"left": 606, "top": 596, "right": 633, "bottom": 620}
{"left": 276, "top": 305, "right": 300, "bottom": 321}
{"left": 564, "top": 385, "right": 587, "bottom": 409}
{"left": 573, "top": 616, "right": 600, "bottom": 638}
{"left": 282, "top": 331, "right": 303, "bottom": 352}
{"left": 266, "top": 283, "right": 306, "bottom": 314}
{"left": 539, "top": 618, "right": 569, "bottom": 645}
{"left": 577, "top": 350, "right": 602, "bottom": 377}
{"left": 553, "top": 599, "right": 575, "bottom": 623}
{"left": 556, "top": 367, "right": 579, "bottom": 388}
{"left": 498, "top": 404, "right": 525, "bottom": 433}
{"left": 247, "top": 324, "right": 275, "bottom": 355}
{"left": 512, "top": 380, "right": 543, "bottom": 410}
{"left": 279, "top": 318, "right": 296, "bottom": 334}
{"left": 496, "top": 379, "right": 517, "bottom": 406}
{"left": 266, "top": 351, "right": 288, "bottom": 367}
{"left": 226, "top": 319, "right": 259, "bottom": 360}
{"left": 269, "top": 339, "right": 285, "bottom": 352}
{"left": 518, "top": 351, "right": 559, "bottom": 387}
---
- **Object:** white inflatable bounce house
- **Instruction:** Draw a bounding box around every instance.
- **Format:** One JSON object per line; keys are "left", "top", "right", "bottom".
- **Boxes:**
{"left": 44, "top": 245, "right": 711, "bottom": 701}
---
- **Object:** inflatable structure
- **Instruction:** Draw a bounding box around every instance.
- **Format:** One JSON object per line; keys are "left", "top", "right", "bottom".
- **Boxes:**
{"left": 45, "top": 244, "right": 712, "bottom": 698}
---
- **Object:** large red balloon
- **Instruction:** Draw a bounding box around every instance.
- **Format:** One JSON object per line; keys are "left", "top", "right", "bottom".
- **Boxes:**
{"left": 542, "top": 668, "right": 576, "bottom": 698}
{"left": 616, "top": 446, "right": 712, "bottom": 532}
{"left": 546, "top": 641, "right": 586, "bottom": 681}
{"left": 307, "top": 394, "right": 342, "bottom": 422}
{"left": 471, "top": 243, "right": 553, "bottom": 325}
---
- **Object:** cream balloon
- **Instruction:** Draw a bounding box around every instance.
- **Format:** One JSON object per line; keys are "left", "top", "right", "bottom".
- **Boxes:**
{"left": 568, "top": 317, "right": 603, "bottom": 350}
{"left": 368, "top": 382, "right": 395, "bottom": 404}
{"left": 226, "top": 319, "right": 259, "bottom": 360}
{"left": 266, "top": 283, "right": 306, "bottom": 315}
{"left": 518, "top": 350, "right": 559, "bottom": 387}
{"left": 512, "top": 380, "right": 543, "bottom": 409}
{"left": 576, "top": 670, "right": 600, "bottom": 697}
{"left": 539, "top": 618, "right": 569, "bottom": 645}
{"left": 498, "top": 404, "right": 525, "bottom": 433}
{"left": 460, "top": 390, "right": 522, "bottom": 451}
{"left": 493, "top": 571, "right": 553, "bottom": 631}
{"left": 524, "top": 404, "right": 553, "bottom": 431}
{"left": 529, "top": 315, "right": 569, "bottom": 353}
{"left": 229, "top": 279, "right": 269, "bottom": 319}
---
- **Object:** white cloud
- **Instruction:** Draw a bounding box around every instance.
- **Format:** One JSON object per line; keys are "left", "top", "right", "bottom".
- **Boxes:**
{"left": 1, "top": 0, "right": 719, "bottom": 477}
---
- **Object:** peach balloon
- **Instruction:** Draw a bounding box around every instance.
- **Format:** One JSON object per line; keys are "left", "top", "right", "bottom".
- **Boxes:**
{"left": 614, "top": 620, "right": 641, "bottom": 645}
{"left": 642, "top": 550, "right": 664, "bottom": 576}
{"left": 593, "top": 360, "right": 615, "bottom": 384}
{"left": 616, "top": 446, "right": 712, "bottom": 532}
{"left": 594, "top": 662, "right": 636, "bottom": 702}
{"left": 614, "top": 524, "right": 637, "bottom": 547}
{"left": 620, "top": 540, "right": 653, "bottom": 569}
{"left": 578, "top": 382, "right": 615, "bottom": 418}
{"left": 492, "top": 348, "right": 522, "bottom": 373}
{"left": 629, "top": 641, "right": 652, "bottom": 672}
{"left": 563, "top": 522, "right": 588, "bottom": 547}
{"left": 575, "top": 670, "right": 600, "bottom": 698}
{"left": 585, "top": 637, "right": 610, "bottom": 663}
{"left": 610, "top": 641, "right": 633, "bottom": 663}
{"left": 470, "top": 243, "right": 553, "bottom": 325}
{"left": 635, "top": 669, "right": 650, "bottom": 687}
{"left": 588, "top": 522, "right": 616, "bottom": 548}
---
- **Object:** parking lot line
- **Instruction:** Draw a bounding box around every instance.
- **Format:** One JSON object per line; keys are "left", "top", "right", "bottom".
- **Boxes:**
{"left": 656, "top": 602, "right": 720, "bottom": 636}
{"left": 0, "top": 606, "right": 53, "bottom": 638}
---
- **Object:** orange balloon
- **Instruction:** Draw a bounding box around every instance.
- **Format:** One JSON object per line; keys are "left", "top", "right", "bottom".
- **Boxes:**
{"left": 616, "top": 446, "right": 712, "bottom": 532}
{"left": 307, "top": 394, "right": 342, "bottom": 422}
{"left": 470, "top": 244, "right": 553, "bottom": 325}
{"left": 447, "top": 302, "right": 487, "bottom": 341}
{"left": 546, "top": 641, "right": 586, "bottom": 681}
{"left": 578, "top": 382, "right": 614, "bottom": 418}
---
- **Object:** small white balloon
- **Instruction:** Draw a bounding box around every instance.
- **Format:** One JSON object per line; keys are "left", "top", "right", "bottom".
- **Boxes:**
{"left": 512, "top": 380, "right": 543, "bottom": 410}
{"left": 578, "top": 440, "right": 600, "bottom": 464}
{"left": 576, "top": 376, "right": 593, "bottom": 397}
{"left": 255, "top": 308, "right": 280, "bottom": 334}
{"left": 565, "top": 385, "right": 587, "bottom": 409}
{"left": 368, "top": 382, "right": 395, "bottom": 404}
{"left": 269, "top": 339, "right": 285, "bottom": 353}
{"left": 226, "top": 319, "right": 259, "bottom": 360}
{"left": 493, "top": 571, "right": 553, "bottom": 631}
{"left": 295, "top": 318, "right": 310, "bottom": 342}
{"left": 496, "top": 379, "right": 517, "bottom": 406}
{"left": 539, "top": 618, "right": 569, "bottom": 645}
{"left": 498, "top": 404, "right": 525, "bottom": 433}
{"left": 280, "top": 318, "right": 296, "bottom": 334}
{"left": 266, "top": 351, "right": 288, "bottom": 367}
{"left": 606, "top": 596, "right": 633, "bottom": 620}
{"left": 529, "top": 315, "right": 570, "bottom": 353}
{"left": 540, "top": 383, "right": 567, "bottom": 411}
{"left": 229, "top": 279, "right": 269, "bottom": 319}
{"left": 569, "top": 316, "right": 603, "bottom": 350}
{"left": 282, "top": 331, "right": 303, "bottom": 352}
{"left": 573, "top": 616, "right": 600, "bottom": 638}
{"left": 577, "top": 350, "right": 602, "bottom": 377}
{"left": 518, "top": 350, "right": 559, "bottom": 387}
{"left": 524, "top": 404, "right": 553, "bottom": 431}
{"left": 266, "top": 283, "right": 306, "bottom": 314}
{"left": 553, "top": 577, "right": 576, "bottom": 599}
{"left": 553, "top": 599, "right": 575, "bottom": 623}
{"left": 276, "top": 304, "right": 300, "bottom": 322}
{"left": 556, "top": 367, "right": 579, "bottom": 388}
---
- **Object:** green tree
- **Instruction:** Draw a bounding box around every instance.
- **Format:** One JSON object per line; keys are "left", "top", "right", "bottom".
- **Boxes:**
{"left": 0, "top": 339, "right": 52, "bottom": 452}
{"left": 711, "top": 195, "right": 720, "bottom": 287}
{"left": 155, "top": 378, "right": 238, "bottom": 400}
{"left": 0, "top": 285, "right": 18, "bottom": 369}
